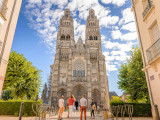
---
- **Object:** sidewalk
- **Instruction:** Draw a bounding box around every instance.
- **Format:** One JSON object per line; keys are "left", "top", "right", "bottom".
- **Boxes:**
{"left": 0, "top": 111, "right": 153, "bottom": 120}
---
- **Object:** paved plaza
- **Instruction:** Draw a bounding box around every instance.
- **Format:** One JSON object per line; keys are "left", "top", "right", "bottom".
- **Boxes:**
{"left": 0, "top": 111, "right": 153, "bottom": 120}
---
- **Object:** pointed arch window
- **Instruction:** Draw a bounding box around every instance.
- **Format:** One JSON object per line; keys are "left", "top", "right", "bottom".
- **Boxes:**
{"left": 66, "top": 35, "right": 70, "bottom": 40}
{"left": 89, "top": 36, "right": 93, "bottom": 40}
{"left": 94, "top": 36, "right": 98, "bottom": 40}
{"left": 61, "top": 35, "right": 65, "bottom": 40}
{"left": 73, "top": 58, "right": 85, "bottom": 77}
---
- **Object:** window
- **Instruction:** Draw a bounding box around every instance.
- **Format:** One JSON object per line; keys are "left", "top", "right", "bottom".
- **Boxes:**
{"left": 94, "top": 36, "right": 98, "bottom": 40}
{"left": 89, "top": 36, "right": 93, "bottom": 40}
{"left": 73, "top": 58, "right": 85, "bottom": 77}
{"left": 61, "top": 35, "right": 65, "bottom": 40}
{"left": 66, "top": 35, "right": 70, "bottom": 40}
{"left": 151, "top": 23, "right": 160, "bottom": 42}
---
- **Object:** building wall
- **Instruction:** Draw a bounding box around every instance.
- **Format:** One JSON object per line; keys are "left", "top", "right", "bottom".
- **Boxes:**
{"left": 0, "top": 0, "right": 22, "bottom": 97}
{"left": 131, "top": 0, "right": 160, "bottom": 119}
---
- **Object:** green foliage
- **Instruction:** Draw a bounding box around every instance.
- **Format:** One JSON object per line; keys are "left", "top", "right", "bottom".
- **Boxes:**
{"left": 110, "top": 96, "right": 123, "bottom": 104}
{"left": 14, "top": 112, "right": 19, "bottom": 116}
{"left": 0, "top": 100, "right": 42, "bottom": 116}
{"left": 3, "top": 51, "right": 42, "bottom": 100}
{"left": 118, "top": 47, "right": 149, "bottom": 102}
{"left": 110, "top": 102, "right": 152, "bottom": 117}
{"left": 1, "top": 90, "right": 13, "bottom": 100}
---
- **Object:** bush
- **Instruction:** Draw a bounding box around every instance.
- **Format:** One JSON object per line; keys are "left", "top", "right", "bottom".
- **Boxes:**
{"left": 0, "top": 100, "right": 42, "bottom": 116}
{"left": 110, "top": 102, "right": 152, "bottom": 117}
{"left": 110, "top": 96, "right": 124, "bottom": 105}
{"left": 14, "top": 112, "right": 19, "bottom": 116}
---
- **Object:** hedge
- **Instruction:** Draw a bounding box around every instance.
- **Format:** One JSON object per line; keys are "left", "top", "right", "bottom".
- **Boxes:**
{"left": 110, "top": 102, "right": 152, "bottom": 117}
{"left": 0, "top": 100, "right": 42, "bottom": 116}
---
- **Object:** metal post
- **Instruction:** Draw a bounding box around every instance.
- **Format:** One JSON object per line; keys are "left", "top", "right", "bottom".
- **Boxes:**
{"left": 19, "top": 102, "right": 24, "bottom": 120}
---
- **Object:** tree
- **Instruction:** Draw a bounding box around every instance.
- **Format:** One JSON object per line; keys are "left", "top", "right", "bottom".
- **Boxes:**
{"left": 3, "top": 51, "right": 41, "bottom": 100}
{"left": 110, "top": 96, "right": 121, "bottom": 102}
{"left": 118, "top": 47, "right": 149, "bottom": 102}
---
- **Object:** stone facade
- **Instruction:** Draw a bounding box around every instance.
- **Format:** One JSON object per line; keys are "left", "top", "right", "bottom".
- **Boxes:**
{"left": 49, "top": 9, "right": 109, "bottom": 107}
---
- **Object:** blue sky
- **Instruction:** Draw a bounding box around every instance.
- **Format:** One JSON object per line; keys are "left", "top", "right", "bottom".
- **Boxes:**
{"left": 12, "top": 0, "right": 139, "bottom": 96}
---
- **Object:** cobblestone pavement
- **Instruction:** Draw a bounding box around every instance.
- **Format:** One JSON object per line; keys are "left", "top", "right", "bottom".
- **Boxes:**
{"left": 0, "top": 111, "right": 153, "bottom": 120}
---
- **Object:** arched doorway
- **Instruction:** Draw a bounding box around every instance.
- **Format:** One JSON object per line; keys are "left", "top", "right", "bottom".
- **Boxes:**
{"left": 72, "top": 84, "right": 87, "bottom": 102}
{"left": 57, "top": 88, "right": 67, "bottom": 104}
{"left": 92, "top": 89, "right": 101, "bottom": 106}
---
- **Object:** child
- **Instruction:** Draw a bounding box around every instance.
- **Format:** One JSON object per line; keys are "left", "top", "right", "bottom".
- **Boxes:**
{"left": 91, "top": 104, "right": 96, "bottom": 119}
{"left": 67, "top": 104, "right": 69, "bottom": 118}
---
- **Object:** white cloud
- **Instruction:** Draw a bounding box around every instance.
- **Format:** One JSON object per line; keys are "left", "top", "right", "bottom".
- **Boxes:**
{"left": 25, "top": 1, "right": 65, "bottom": 51}
{"left": 106, "top": 63, "right": 118, "bottom": 71}
{"left": 101, "top": 35, "right": 106, "bottom": 42}
{"left": 102, "top": 40, "right": 133, "bottom": 52}
{"left": 100, "top": 16, "right": 119, "bottom": 28}
{"left": 121, "top": 22, "right": 136, "bottom": 32}
{"left": 28, "top": 0, "right": 42, "bottom": 3}
{"left": 102, "top": 40, "right": 133, "bottom": 69}
{"left": 119, "top": 8, "right": 134, "bottom": 25}
{"left": 111, "top": 30, "right": 122, "bottom": 39}
{"left": 44, "top": 0, "right": 68, "bottom": 9}
{"left": 111, "top": 29, "right": 137, "bottom": 41}
{"left": 67, "top": 0, "right": 118, "bottom": 28}
{"left": 74, "top": 19, "right": 86, "bottom": 42}
{"left": 101, "top": 0, "right": 127, "bottom": 6}
{"left": 121, "top": 32, "right": 137, "bottom": 41}
{"left": 103, "top": 50, "right": 129, "bottom": 72}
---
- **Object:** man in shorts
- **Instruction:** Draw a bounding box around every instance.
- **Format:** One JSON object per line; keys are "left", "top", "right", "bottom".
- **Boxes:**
{"left": 58, "top": 95, "right": 65, "bottom": 120}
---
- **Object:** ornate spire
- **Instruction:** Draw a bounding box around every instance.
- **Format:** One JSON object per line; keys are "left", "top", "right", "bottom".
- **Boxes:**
{"left": 75, "top": 36, "right": 85, "bottom": 50}
{"left": 64, "top": 9, "right": 70, "bottom": 17}
{"left": 77, "top": 36, "right": 83, "bottom": 45}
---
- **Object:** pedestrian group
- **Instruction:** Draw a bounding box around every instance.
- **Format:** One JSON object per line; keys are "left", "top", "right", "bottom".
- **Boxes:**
{"left": 58, "top": 94, "right": 96, "bottom": 120}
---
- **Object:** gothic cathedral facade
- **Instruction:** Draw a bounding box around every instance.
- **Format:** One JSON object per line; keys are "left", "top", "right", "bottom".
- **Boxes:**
{"left": 49, "top": 9, "right": 109, "bottom": 107}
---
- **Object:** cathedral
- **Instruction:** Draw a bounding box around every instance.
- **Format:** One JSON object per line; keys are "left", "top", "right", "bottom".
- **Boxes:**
{"left": 49, "top": 9, "right": 109, "bottom": 107}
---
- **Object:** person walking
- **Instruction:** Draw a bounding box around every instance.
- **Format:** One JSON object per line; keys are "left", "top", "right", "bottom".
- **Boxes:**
{"left": 58, "top": 95, "right": 65, "bottom": 120}
{"left": 80, "top": 94, "right": 87, "bottom": 120}
{"left": 68, "top": 95, "right": 75, "bottom": 120}
{"left": 90, "top": 98, "right": 96, "bottom": 119}
{"left": 75, "top": 101, "right": 79, "bottom": 110}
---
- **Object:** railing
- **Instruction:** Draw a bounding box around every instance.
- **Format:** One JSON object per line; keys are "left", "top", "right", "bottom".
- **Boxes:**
{"left": 146, "top": 38, "right": 160, "bottom": 63}
{"left": 142, "top": 1, "right": 153, "bottom": 18}
{"left": 0, "top": 0, "right": 8, "bottom": 18}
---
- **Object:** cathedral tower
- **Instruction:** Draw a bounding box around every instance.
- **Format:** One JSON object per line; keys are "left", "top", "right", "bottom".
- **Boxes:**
{"left": 85, "top": 9, "right": 101, "bottom": 51}
{"left": 57, "top": 9, "right": 75, "bottom": 49}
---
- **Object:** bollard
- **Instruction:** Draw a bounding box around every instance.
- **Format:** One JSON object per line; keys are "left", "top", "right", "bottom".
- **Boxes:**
{"left": 19, "top": 102, "right": 24, "bottom": 120}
